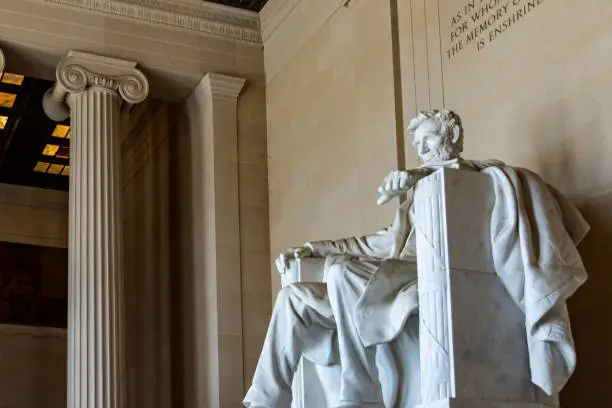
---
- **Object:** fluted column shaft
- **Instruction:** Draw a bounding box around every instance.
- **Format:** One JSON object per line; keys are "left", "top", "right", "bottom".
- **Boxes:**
{"left": 68, "top": 88, "right": 124, "bottom": 408}
{"left": 0, "top": 48, "right": 5, "bottom": 72}
{"left": 43, "top": 51, "right": 149, "bottom": 408}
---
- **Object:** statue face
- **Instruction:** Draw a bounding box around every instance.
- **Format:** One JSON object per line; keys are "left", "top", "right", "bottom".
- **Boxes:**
{"left": 412, "top": 118, "right": 454, "bottom": 165}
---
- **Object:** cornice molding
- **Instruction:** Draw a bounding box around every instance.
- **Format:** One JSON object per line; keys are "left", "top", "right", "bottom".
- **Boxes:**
{"left": 259, "top": 0, "right": 300, "bottom": 42}
{"left": 40, "top": 0, "right": 262, "bottom": 44}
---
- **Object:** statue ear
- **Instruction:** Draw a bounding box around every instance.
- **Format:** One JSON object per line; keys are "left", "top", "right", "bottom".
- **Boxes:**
{"left": 450, "top": 125, "right": 463, "bottom": 152}
{"left": 451, "top": 125, "right": 460, "bottom": 143}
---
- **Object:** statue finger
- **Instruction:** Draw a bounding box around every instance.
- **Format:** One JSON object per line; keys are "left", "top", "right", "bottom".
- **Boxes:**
{"left": 380, "top": 174, "right": 389, "bottom": 188}
{"left": 399, "top": 172, "right": 409, "bottom": 190}
{"left": 379, "top": 183, "right": 391, "bottom": 195}
{"left": 377, "top": 193, "right": 392, "bottom": 206}
{"left": 384, "top": 182, "right": 394, "bottom": 196}
{"left": 392, "top": 173, "right": 401, "bottom": 191}
{"left": 275, "top": 257, "right": 285, "bottom": 273}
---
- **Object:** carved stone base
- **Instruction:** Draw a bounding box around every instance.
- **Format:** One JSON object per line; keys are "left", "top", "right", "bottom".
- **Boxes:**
{"left": 416, "top": 398, "right": 556, "bottom": 408}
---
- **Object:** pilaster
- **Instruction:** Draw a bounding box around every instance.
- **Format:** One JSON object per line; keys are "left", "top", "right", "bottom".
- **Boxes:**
{"left": 184, "top": 72, "right": 246, "bottom": 408}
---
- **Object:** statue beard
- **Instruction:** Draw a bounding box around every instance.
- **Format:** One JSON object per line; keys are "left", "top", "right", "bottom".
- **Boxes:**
{"left": 421, "top": 141, "right": 460, "bottom": 164}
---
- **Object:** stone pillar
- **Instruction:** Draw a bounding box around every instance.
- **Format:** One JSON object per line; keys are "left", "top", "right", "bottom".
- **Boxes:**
{"left": 43, "top": 51, "right": 149, "bottom": 408}
{"left": 0, "top": 48, "right": 5, "bottom": 72}
{"left": 182, "top": 73, "right": 245, "bottom": 408}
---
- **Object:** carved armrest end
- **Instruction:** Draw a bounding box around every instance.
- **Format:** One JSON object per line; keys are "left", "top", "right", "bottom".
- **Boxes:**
{"left": 281, "top": 257, "right": 326, "bottom": 287}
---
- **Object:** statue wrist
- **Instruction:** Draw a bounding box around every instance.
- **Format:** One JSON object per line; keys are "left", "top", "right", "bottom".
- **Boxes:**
{"left": 304, "top": 241, "right": 324, "bottom": 257}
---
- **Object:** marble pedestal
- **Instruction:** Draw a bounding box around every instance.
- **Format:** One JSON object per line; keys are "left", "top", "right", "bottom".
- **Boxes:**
{"left": 416, "top": 399, "right": 553, "bottom": 408}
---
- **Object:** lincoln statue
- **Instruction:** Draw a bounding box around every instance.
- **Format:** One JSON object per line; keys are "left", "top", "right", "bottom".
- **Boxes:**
{"left": 243, "top": 109, "right": 589, "bottom": 408}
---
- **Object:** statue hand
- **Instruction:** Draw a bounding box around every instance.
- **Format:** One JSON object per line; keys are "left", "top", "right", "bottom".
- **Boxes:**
{"left": 275, "top": 246, "right": 313, "bottom": 274}
{"left": 377, "top": 169, "right": 429, "bottom": 206}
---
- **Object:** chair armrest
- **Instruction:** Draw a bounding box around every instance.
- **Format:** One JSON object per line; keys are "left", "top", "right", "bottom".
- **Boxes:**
{"left": 281, "top": 257, "right": 326, "bottom": 287}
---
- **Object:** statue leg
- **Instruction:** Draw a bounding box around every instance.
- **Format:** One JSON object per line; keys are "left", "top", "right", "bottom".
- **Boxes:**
{"left": 326, "top": 260, "right": 384, "bottom": 407}
{"left": 244, "top": 282, "right": 335, "bottom": 408}
{"left": 377, "top": 314, "right": 421, "bottom": 408}
{"left": 314, "top": 363, "right": 342, "bottom": 406}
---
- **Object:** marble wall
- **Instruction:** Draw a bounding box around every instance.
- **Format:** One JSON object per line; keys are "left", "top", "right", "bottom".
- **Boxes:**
{"left": 0, "top": 242, "right": 67, "bottom": 328}
{"left": 237, "top": 82, "right": 272, "bottom": 392}
{"left": 0, "top": 183, "right": 68, "bottom": 248}
{"left": 262, "top": 0, "right": 404, "bottom": 297}
{"left": 2, "top": 0, "right": 271, "bottom": 405}
{"left": 398, "top": 1, "right": 612, "bottom": 405}
{"left": 0, "top": 186, "right": 68, "bottom": 407}
{"left": 122, "top": 100, "right": 177, "bottom": 408}
{"left": 0, "top": 324, "right": 67, "bottom": 408}
{"left": 0, "top": 88, "right": 270, "bottom": 408}
{"left": 261, "top": 0, "right": 612, "bottom": 405}
{"left": 122, "top": 82, "right": 271, "bottom": 406}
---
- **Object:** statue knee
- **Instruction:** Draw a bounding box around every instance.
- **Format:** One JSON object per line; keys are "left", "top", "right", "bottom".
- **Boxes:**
{"left": 275, "top": 285, "right": 296, "bottom": 306}
{"left": 325, "top": 262, "right": 347, "bottom": 289}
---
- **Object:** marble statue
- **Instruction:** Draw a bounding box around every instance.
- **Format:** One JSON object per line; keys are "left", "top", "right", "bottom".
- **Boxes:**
{"left": 244, "top": 109, "right": 589, "bottom": 408}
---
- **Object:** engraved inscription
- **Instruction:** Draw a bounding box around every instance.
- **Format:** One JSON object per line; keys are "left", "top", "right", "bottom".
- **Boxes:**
{"left": 446, "top": 0, "right": 547, "bottom": 60}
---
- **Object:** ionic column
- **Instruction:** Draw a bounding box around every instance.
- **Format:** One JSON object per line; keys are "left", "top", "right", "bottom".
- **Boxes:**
{"left": 43, "top": 51, "right": 149, "bottom": 408}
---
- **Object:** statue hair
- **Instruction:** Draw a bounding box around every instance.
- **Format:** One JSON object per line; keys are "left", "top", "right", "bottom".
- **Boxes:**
{"left": 406, "top": 109, "right": 464, "bottom": 153}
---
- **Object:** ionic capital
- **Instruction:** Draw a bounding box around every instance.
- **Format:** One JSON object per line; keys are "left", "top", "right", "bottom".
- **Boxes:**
{"left": 43, "top": 51, "right": 149, "bottom": 121}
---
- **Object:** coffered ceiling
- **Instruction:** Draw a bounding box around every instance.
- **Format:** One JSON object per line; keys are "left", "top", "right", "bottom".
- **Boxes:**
{"left": 0, "top": 73, "right": 69, "bottom": 192}
{"left": 205, "top": 0, "right": 268, "bottom": 12}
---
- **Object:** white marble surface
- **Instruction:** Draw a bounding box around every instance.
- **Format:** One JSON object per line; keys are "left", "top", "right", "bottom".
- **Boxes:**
{"left": 281, "top": 258, "right": 421, "bottom": 408}
{"left": 280, "top": 258, "right": 329, "bottom": 408}
{"left": 0, "top": 324, "right": 67, "bottom": 408}
{"left": 414, "top": 168, "right": 539, "bottom": 404}
{"left": 246, "top": 109, "right": 583, "bottom": 408}
{"left": 416, "top": 398, "right": 555, "bottom": 408}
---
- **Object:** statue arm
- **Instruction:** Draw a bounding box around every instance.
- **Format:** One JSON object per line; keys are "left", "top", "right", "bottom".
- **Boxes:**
{"left": 305, "top": 227, "right": 394, "bottom": 259}
{"left": 304, "top": 197, "right": 412, "bottom": 260}
{"left": 274, "top": 229, "right": 394, "bottom": 274}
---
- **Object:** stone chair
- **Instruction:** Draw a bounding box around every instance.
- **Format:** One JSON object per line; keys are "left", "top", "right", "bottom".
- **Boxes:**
{"left": 281, "top": 168, "right": 559, "bottom": 408}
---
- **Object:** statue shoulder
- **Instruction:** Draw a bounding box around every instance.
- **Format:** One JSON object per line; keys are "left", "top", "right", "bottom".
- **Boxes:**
{"left": 462, "top": 158, "right": 506, "bottom": 171}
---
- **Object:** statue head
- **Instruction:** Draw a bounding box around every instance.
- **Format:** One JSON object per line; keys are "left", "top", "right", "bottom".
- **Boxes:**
{"left": 407, "top": 109, "right": 463, "bottom": 165}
